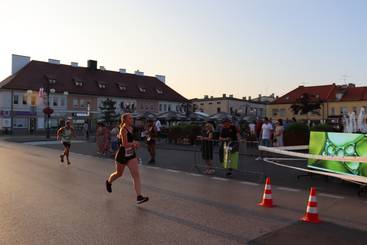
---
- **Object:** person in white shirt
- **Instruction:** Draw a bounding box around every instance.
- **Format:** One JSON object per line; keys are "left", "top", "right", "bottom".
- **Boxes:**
{"left": 155, "top": 119, "right": 161, "bottom": 132}
{"left": 256, "top": 117, "right": 273, "bottom": 160}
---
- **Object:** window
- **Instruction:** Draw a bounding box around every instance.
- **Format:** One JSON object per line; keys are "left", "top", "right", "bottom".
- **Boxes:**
{"left": 138, "top": 86, "right": 146, "bottom": 92}
{"left": 168, "top": 105, "right": 171, "bottom": 111}
{"left": 73, "top": 99, "right": 79, "bottom": 108}
{"left": 156, "top": 88, "right": 163, "bottom": 94}
{"left": 208, "top": 102, "right": 212, "bottom": 105}
{"left": 73, "top": 78, "right": 83, "bottom": 87}
{"left": 164, "top": 104, "right": 167, "bottom": 111}
{"left": 117, "top": 83, "right": 126, "bottom": 91}
{"left": 217, "top": 107, "right": 221, "bottom": 113}
{"left": 272, "top": 109, "right": 279, "bottom": 116}
{"left": 53, "top": 97, "right": 59, "bottom": 107}
{"left": 120, "top": 101, "right": 124, "bottom": 109}
{"left": 13, "top": 118, "right": 27, "bottom": 128}
{"left": 13, "top": 95, "right": 19, "bottom": 105}
{"left": 330, "top": 108, "right": 336, "bottom": 115}
{"left": 60, "top": 97, "right": 65, "bottom": 107}
{"left": 340, "top": 107, "right": 348, "bottom": 115}
{"left": 80, "top": 99, "right": 86, "bottom": 108}
{"left": 217, "top": 101, "right": 221, "bottom": 104}
{"left": 97, "top": 81, "right": 106, "bottom": 89}
{"left": 279, "top": 109, "right": 286, "bottom": 117}
{"left": 22, "top": 94, "right": 27, "bottom": 105}
{"left": 200, "top": 103, "right": 204, "bottom": 105}
{"left": 159, "top": 104, "right": 162, "bottom": 111}
{"left": 131, "top": 104, "right": 135, "bottom": 110}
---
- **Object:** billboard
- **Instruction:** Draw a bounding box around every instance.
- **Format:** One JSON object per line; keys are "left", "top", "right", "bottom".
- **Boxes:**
{"left": 308, "top": 131, "right": 367, "bottom": 177}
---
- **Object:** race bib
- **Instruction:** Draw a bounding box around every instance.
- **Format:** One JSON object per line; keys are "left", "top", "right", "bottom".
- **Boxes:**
{"left": 125, "top": 147, "right": 134, "bottom": 157}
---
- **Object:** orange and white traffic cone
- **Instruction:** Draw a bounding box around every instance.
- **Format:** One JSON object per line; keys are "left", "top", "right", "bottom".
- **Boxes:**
{"left": 301, "top": 187, "right": 320, "bottom": 223}
{"left": 258, "top": 177, "right": 275, "bottom": 208}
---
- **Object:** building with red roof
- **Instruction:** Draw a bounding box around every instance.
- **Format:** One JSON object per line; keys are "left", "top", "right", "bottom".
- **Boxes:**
{"left": 267, "top": 83, "right": 367, "bottom": 122}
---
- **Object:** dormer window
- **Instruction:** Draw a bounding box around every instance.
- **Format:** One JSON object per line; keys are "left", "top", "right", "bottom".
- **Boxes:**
{"left": 156, "top": 88, "right": 163, "bottom": 94}
{"left": 73, "top": 78, "right": 83, "bottom": 87}
{"left": 116, "top": 83, "right": 126, "bottom": 91}
{"left": 97, "top": 81, "right": 107, "bottom": 89}
{"left": 138, "top": 86, "right": 146, "bottom": 93}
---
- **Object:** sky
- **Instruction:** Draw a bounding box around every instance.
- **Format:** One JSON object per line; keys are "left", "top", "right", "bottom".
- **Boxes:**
{"left": 1, "top": 0, "right": 366, "bottom": 100}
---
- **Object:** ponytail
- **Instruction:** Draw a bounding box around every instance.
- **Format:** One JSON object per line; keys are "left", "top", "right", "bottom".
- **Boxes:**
{"left": 119, "top": 113, "right": 130, "bottom": 130}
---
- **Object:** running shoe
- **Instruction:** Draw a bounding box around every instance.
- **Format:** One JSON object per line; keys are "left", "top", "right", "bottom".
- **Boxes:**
{"left": 60, "top": 154, "right": 64, "bottom": 163}
{"left": 105, "top": 180, "right": 112, "bottom": 193}
{"left": 137, "top": 195, "right": 149, "bottom": 204}
{"left": 67, "top": 161, "right": 71, "bottom": 165}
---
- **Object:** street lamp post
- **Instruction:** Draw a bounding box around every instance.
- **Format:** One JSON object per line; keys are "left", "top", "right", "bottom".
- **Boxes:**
{"left": 43, "top": 88, "right": 55, "bottom": 139}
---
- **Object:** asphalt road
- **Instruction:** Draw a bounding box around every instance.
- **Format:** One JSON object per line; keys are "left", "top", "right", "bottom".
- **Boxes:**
{"left": 1, "top": 139, "right": 367, "bottom": 244}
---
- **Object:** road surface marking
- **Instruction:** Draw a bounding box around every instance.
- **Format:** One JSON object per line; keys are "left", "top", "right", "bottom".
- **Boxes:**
{"left": 239, "top": 181, "right": 259, "bottom": 186}
{"left": 276, "top": 187, "right": 300, "bottom": 192}
{"left": 319, "top": 193, "right": 344, "bottom": 199}
{"left": 144, "top": 166, "right": 160, "bottom": 169}
{"left": 165, "top": 169, "right": 181, "bottom": 173}
{"left": 211, "top": 177, "right": 229, "bottom": 181}
{"left": 187, "top": 173, "right": 202, "bottom": 177}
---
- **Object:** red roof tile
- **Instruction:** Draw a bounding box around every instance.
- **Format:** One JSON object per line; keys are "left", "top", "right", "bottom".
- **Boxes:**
{"left": 0, "top": 61, "right": 187, "bottom": 102}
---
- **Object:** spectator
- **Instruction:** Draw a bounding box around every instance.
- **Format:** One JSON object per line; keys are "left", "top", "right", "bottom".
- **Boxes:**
{"left": 198, "top": 122, "right": 214, "bottom": 175}
{"left": 83, "top": 121, "right": 89, "bottom": 140}
{"left": 219, "top": 118, "right": 241, "bottom": 177}
{"left": 110, "top": 124, "right": 120, "bottom": 153}
{"left": 256, "top": 117, "right": 273, "bottom": 160}
{"left": 145, "top": 119, "right": 157, "bottom": 164}
{"left": 96, "top": 123, "right": 104, "bottom": 155}
{"left": 273, "top": 119, "right": 284, "bottom": 147}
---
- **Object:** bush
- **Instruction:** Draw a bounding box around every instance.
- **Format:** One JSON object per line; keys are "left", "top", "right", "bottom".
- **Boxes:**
{"left": 284, "top": 123, "right": 310, "bottom": 146}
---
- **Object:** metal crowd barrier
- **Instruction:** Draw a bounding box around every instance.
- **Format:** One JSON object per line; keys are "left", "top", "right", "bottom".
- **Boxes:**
{"left": 193, "top": 139, "right": 265, "bottom": 182}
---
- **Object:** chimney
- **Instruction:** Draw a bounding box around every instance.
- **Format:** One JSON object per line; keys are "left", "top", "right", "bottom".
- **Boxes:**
{"left": 258, "top": 94, "right": 261, "bottom": 98}
{"left": 119, "top": 68, "right": 126, "bottom": 73}
{"left": 134, "top": 70, "right": 144, "bottom": 76}
{"left": 155, "top": 75, "right": 166, "bottom": 83}
{"left": 242, "top": 96, "right": 246, "bottom": 100}
{"left": 223, "top": 93, "right": 226, "bottom": 98}
{"left": 229, "top": 94, "right": 233, "bottom": 98}
{"left": 249, "top": 96, "right": 252, "bottom": 100}
{"left": 210, "top": 96, "right": 214, "bottom": 99}
{"left": 11, "top": 54, "right": 30, "bottom": 75}
{"left": 87, "top": 60, "right": 97, "bottom": 70}
{"left": 204, "top": 95, "right": 209, "bottom": 99}
{"left": 48, "top": 59, "right": 60, "bottom": 64}
{"left": 271, "top": 93, "right": 274, "bottom": 98}
{"left": 99, "top": 66, "right": 105, "bottom": 70}
{"left": 71, "top": 62, "right": 78, "bottom": 67}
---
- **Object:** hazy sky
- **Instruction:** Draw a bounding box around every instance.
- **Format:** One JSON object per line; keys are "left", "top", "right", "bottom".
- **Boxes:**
{"left": 1, "top": 0, "right": 366, "bottom": 99}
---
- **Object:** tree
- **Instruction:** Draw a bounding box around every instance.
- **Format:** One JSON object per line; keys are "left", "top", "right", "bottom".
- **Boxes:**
{"left": 290, "top": 93, "right": 322, "bottom": 120}
{"left": 99, "top": 98, "right": 118, "bottom": 126}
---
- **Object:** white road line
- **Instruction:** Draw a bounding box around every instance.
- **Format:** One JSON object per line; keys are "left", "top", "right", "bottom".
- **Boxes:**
{"left": 276, "top": 187, "right": 300, "bottom": 192}
{"left": 211, "top": 177, "right": 229, "bottom": 181}
{"left": 187, "top": 173, "right": 202, "bottom": 177}
{"left": 319, "top": 193, "right": 344, "bottom": 199}
{"left": 144, "top": 166, "right": 160, "bottom": 170}
{"left": 165, "top": 169, "right": 181, "bottom": 173}
{"left": 239, "top": 181, "right": 259, "bottom": 186}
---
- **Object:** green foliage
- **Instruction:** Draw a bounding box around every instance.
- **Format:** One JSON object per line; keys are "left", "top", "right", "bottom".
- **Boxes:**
{"left": 290, "top": 93, "right": 322, "bottom": 115}
{"left": 99, "top": 98, "right": 118, "bottom": 126}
